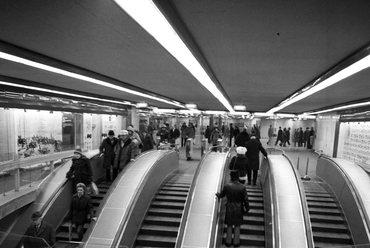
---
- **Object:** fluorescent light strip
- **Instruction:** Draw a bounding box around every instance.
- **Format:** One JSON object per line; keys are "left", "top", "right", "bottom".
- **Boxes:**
{"left": 0, "top": 51, "right": 184, "bottom": 108}
{"left": 0, "top": 81, "right": 134, "bottom": 106}
{"left": 307, "top": 101, "right": 370, "bottom": 115}
{"left": 267, "top": 54, "right": 370, "bottom": 114}
{"left": 114, "top": 0, "right": 235, "bottom": 113}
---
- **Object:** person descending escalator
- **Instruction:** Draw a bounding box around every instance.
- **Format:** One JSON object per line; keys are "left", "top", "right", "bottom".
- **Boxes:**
{"left": 216, "top": 170, "right": 250, "bottom": 247}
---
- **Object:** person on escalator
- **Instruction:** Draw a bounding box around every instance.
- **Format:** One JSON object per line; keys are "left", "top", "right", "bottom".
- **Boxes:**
{"left": 216, "top": 170, "right": 249, "bottom": 247}
{"left": 245, "top": 133, "right": 268, "bottom": 186}
{"left": 68, "top": 183, "right": 96, "bottom": 241}
{"left": 99, "top": 130, "right": 118, "bottom": 184}
{"left": 229, "top": 146, "right": 249, "bottom": 184}
{"left": 113, "top": 130, "right": 135, "bottom": 179}
{"left": 66, "top": 148, "right": 94, "bottom": 193}
{"left": 23, "top": 211, "right": 56, "bottom": 248}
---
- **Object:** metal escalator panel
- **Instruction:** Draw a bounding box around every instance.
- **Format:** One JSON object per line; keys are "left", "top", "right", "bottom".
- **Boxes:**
{"left": 54, "top": 182, "right": 111, "bottom": 244}
{"left": 221, "top": 184, "right": 265, "bottom": 248}
{"left": 303, "top": 181, "right": 353, "bottom": 248}
{"left": 135, "top": 175, "right": 191, "bottom": 248}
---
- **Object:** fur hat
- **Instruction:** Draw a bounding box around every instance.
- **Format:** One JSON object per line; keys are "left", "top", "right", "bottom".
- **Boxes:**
{"left": 119, "top": 130, "right": 128, "bottom": 136}
{"left": 74, "top": 148, "right": 82, "bottom": 155}
{"left": 108, "top": 130, "right": 115, "bottom": 136}
{"left": 127, "top": 126, "right": 134, "bottom": 132}
{"left": 236, "top": 146, "right": 247, "bottom": 155}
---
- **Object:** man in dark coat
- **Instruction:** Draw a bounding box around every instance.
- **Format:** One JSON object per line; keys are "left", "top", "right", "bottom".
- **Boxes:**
{"left": 234, "top": 127, "right": 250, "bottom": 148}
{"left": 99, "top": 130, "right": 118, "bottom": 183}
{"left": 23, "top": 211, "right": 55, "bottom": 248}
{"left": 204, "top": 125, "right": 212, "bottom": 144}
{"left": 169, "top": 124, "right": 180, "bottom": 146}
{"left": 298, "top": 127, "right": 304, "bottom": 147}
{"left": 245, "top": 133, "right": 268, "bottom": 185}
{"left": 274, "top": 126, "right": 283, "bottom": 146}
{"left": 114, "top": 130, "right": 135, "bottom": 179}
{"left": 228, "top": 123, "right": 235, "bottom": 147}
{"left": 66, "top": 148, "right": 93, "bottom": 193}
{"left": 69, "top": 183, "right": 96, "bottom": 241}
{"left": 233, "top": 126, "right": 240, "bottom": 146}
{"left": 216, "top": 170, "right": 249, "bottom": 247}
{"left": 304, "top": 127, "right": 310, "bottom": 148}
{"left": 141, "top": 130, "right": 154, "bottom": 152}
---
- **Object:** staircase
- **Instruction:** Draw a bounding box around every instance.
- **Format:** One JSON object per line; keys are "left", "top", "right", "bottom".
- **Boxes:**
{"left": 55, "top": 182, "right": 110, "bottom": 242}
{"left": 303, "top": 181, "right": 353, "bottom": 248}
{"left": 135, "top": 175, "right": 192, "bottom": 247}
{"left": 223, "top": 184, "right": 265, "bottom": 248}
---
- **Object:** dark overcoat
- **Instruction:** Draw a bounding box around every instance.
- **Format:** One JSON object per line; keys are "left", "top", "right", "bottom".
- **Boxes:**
{"left": 99, "top": 137, "right": 118, "bottom": 169}
{"left": 218, "top": 180, "right": 249, "bottom": 225}
{"left": 141, "top": 134, "right": 154, "bottom": 152}
{"left": 229, "top": 155, "right": 249, "bottom": 177}
{"left": 67, "top": 155, "right": 93, "bottom": 187}
{"left": 23, "top": 221, "right": 56, "bottom": 248}
{"left": 245, "top": 138, "right": 267, "bottom": 170}
{"left": 114, "top": 138, "right": 134, "bottom": 170}
{"left": 69, "top": 194, "right": 94, "bottom": 225}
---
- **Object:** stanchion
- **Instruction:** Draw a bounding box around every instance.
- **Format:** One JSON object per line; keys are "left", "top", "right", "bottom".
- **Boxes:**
{"left": 301, "top": 157, "right": 311, "bottom": 181}
{"left": 201, "top": 138, "right": 207, "bottom": 156}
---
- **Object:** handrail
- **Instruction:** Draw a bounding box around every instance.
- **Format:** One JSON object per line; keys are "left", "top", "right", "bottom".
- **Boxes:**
{"left": 282, "top": 153, "right": 315, "bottom": 248}
{"left": 266, "top": 147, "right": 285, "bottom": 155}
{"left": 319, "top": 156, "right": 370, "bottom": 243}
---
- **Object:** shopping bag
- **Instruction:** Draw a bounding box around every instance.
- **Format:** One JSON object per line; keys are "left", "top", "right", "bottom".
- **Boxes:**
{"left": 68, "top": 222, "right": 73, "bottom": 241}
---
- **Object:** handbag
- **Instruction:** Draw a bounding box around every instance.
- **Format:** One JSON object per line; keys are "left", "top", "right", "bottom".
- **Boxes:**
{"left": 90, "top": 182, "right": 99, "bottom": 195}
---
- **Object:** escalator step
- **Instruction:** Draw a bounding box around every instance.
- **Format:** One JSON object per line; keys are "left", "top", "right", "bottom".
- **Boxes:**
{"left": 247, "top": 208, "right": 264, "bottom": 216}
{"left": 141, "top": 224, "right": 178, "bottom": 236}
{"left": 148, "top": 208, "right": 183, "bottom": 217}
{"left": 313, "top": 231, "right": 352, "bottom": 244}
{"left": 308, "top": 201, "right": 338, "bottom": 208}
{"left": 243, "top": 215, "right": 264, "bottom": 225}
{"left": 159, "top": 190, "right": 188, "bottom": 196}
{"left": 136, "top": 234, "right": 176, "bottom": 247}
{"left": 156, "top": 195, "right": 187, "bottom": 202}
{"left": 249, "top": 202, "right": 264, "bottom": 209}
{"left": 310, "top": 214, "right": 344, "bottom": 224}
{"left": 240, "top": 224, "right": 265, "bottom": 235}
{"left": 309, "top": 207, "right": 341, "bottom": 215}
{"left": 306, "top": 196, "right": 335, "bottom": 202}
{"left": 162, "top": 186, "right": 190, "bottom": 192}
{"left": 226, "top": 233, "right": 265, "bottom": 246}
{"left": 305, "top": 192, "right": 331, "bottom": 198}
{"left": 248, "top": 196, "right": 263, "bottom": 202}
{"left": 56, "top": 231, "right": 79, "bottom": 241}
{"left": 314, "top": 241, "right": 353, "bottom": 248}
{"left": 152, "top": 201, "right": 185, "bottom": 209}
{"left": 165, "top": 183, "right": 190, "bottom": 188}
{"left": 311, "top": 222, "right": 348, "bottom": 233}
{"left": 144, "top": 216, "right": 181, "bottom": 226}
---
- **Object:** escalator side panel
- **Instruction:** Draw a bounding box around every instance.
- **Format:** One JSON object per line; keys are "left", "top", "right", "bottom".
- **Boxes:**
{"left": 316, "top": 157, "right": 370, "bottom": 245}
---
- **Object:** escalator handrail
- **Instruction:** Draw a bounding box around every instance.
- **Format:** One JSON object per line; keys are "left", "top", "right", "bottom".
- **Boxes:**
{"left": 319, "top": 155, "right": 370, "bottom": 241}
{"left": 282, "top": 153, "right": 315, "bottom": 248}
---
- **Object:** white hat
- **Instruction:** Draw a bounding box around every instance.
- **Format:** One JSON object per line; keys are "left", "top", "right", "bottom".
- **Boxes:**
{"left": 236, "top": 146, "right": 247, "bottom": 155}
{"left": 127, "top": 126, "right": 134, "bottom": 132}
{"left": 119, "top": 130, "right": 128, "bottom": 136}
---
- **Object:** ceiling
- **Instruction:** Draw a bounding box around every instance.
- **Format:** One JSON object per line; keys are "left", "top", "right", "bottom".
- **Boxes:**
{"left": 1, "top": 0, "right": 370, "bottom": 115}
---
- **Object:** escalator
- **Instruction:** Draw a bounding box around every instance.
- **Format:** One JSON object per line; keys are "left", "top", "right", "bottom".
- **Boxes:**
{"left": 221, "top": 183, "right": 265, "bottom": 247}
{"left": 55, "top": 182, "right": 111, "bottom": 242}
{"left": 303, "top": 181, "right": 353, "bottom": 248}
{"left": 135, "top": 174, "right": 192, "bottom": 247}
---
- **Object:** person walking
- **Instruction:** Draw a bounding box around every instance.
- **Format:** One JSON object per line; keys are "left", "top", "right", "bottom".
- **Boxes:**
{"left": 204, "top": 125, "right": 212, "bottom": 144}
{"left": 216, "top": 170, "right": 249, "bottom": 247}
{"left": 99, "top": 130, "right": 118, "bottom": 184}
{"left": 275, "top": 127, "right": 283, "bottom": 146}
{"left": 233, "top": 126, "right": 240, "bottom": 146}
{"left": 169, "top": 124, "right": 180, "bottom": 147}
{"left": 229, "top": 146, "right": 249, "bottom": 184}
{"left": 210, "top": 126, "right": 222, "bottom": 152}
{"left": 267, "top": 125, "right": 273, "bottom": 145}
{"left": 180, "top": 123, "right": 187, "bottom": 147}
{"left": 66, "top": 148, "right": 94, "bottom": 193}
{"left": 113, "top": 130, "right": 135, "bottom": 179}
{"left": 68, "top": 183, "right": 96, "bottom": 241}
{"left": 307, "top": 127, "right": 315, "bottom": 149}
{"left": 228, "top": 123, "right": 235, "bottom": 147}
{"left": 298, "top": 127, "right": 304, "bottom": 147}
{"left": 245, "top": 133, "right": 268, "bottom": 185}
{"left": 23, "top": 211, "right": 56, "bottom": 248}
{"left": 304, "top": 127, "right": 310, "bottom": 148}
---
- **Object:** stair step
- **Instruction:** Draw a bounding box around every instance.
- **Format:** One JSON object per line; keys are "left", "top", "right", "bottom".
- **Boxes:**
{"left": 308, "top": 201, "right": 338, "bottom": 208}
{"left": 155, "top": 195, "right": 187, "bottom": 202}
{"left": 223, "top": 233, "right": 265, "bottom": 246}
{"left": 243, "top": 215, "right": 264, "bottom": 225}
{"left": 162, "top": 186, "right": 189, "bottom": 192}
{"left": 136, "top": 234, "right": 176, "bottom": 247}
{"left": 240, "top": 224, "right": 265, "bottom": 235}
{"left": 306, "top": 196, "right": 335, "bottom": 203}
{"left": 56, "top": 231, "right": 79, "bottom": 241}
{"left": 159, "top": 190, "right": 188, "bottom": 196}
{"left": 308, "top": 207, "right": 341, "bottom": 215}
{"left": 152, "top": 201, "right": 185, "bottom": 209}
{"left": 310, "top": 214, "right": 344, "bottom": 224}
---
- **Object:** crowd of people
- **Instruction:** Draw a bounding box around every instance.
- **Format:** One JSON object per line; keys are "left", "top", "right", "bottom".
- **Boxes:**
{"left": 270, "top": 125, "right": 315, "bottom": 148}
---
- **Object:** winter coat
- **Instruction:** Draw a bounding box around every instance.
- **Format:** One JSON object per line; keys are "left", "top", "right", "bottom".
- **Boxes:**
{"left": 235, "top": 132, "right": 250, "bottom": 147}
{"left": 205, "top": 127, "right": 212, "bottom": 143}
{"left": 169, "top": 128, "right": 180, "bottom": 140}
{"left": 180, "top": 125, "right": 187, "bottom": 138}
{"left": 277, "top": 129, "right": 283, "bottom": 140}
{"left": 229, "top": 155, "right": 249, "bottom": 177}
{"left": 233, "top": 127, "right": 240, "bottom": 139}
{"left": 141, "top": 134, "right": 154, "bottom": 152}
{"left": 99, "top": 137, "right": 118, "bottom": 170}
{"left": 210, "top": 129, "right": 222, "bottom": 145}
{"left": 245, "top": 138, "right": 268, "bottom": 170}
{"left": 67, "top": 155, "right": 93, "bottom": 188}
{"left": 114, "top": 138, "right": 134, "bottom": 170}
{"left": 185, "top": 126, "right": 196, "bottom": 139}
{"left": 157, "top": 129, "right": 170, "bottom": 142}
{"left": 23, "top": 221, "right": 55, "bottom": 248}
{"left": 218, "top": 180, "right": 249, "bottom": 225}
{"left": 69, "top": 194, "right": 94, "bottom": 225}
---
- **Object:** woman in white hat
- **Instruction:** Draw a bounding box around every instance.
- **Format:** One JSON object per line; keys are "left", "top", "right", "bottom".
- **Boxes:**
{"left": 113, "top": 130, "right": 135, "bottom": 179}
{"left": 229, "top": 146, "right": 249, "bottom": 184}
